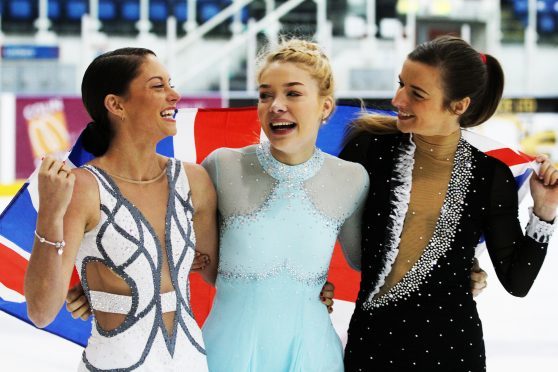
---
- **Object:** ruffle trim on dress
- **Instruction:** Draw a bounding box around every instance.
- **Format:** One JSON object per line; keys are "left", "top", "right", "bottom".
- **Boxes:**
{"left": 363, "top": 134, "right": 416, "bottom": 308}
{"left": 526, "top": 207, "right": 557, "bottom": 244}
{"left": 363, "top": 139, "right": 474, "bottom": 310}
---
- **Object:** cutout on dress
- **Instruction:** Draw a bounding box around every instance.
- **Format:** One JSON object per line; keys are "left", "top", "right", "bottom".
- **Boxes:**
{"left": 85, "top": 261, "right": 132, "bottom": 331}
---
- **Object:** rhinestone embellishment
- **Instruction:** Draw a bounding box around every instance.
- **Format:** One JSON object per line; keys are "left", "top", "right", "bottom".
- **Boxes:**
{"left": 364, "top": 139, "right": 474, "bottom": 309}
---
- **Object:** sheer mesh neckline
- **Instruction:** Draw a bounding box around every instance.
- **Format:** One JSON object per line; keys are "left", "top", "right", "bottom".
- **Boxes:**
{"left": 256, "top": 141, "right": 324, "bottom": 182}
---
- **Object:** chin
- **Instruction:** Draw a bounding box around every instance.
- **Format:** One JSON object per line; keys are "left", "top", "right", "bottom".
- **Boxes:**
{"left": 396, "top": 120, "right": 413, "bottom": 133}
{"left": 162, "top": 123, "right": 178, "bottom": 137}
{"left": 268, "top": 140, "right": 291, "bottom": 154}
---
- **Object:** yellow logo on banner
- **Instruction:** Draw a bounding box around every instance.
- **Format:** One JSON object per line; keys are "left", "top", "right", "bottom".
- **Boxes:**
{"left": 23, "top": 99, "right": 70, "bottom": 159}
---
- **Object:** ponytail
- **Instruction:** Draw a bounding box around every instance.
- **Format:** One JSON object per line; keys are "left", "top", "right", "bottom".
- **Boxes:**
{"left": 408, "top": 35, "right": 505, "bottom": 129}
{"left": 459, "top": 54, "right": 504, "bottom": 127}
{"left": 80, "top": 47, "right": 156, "bottom": 157}
{"left": 82, "top": 120, "right": 113, "bottom": 157}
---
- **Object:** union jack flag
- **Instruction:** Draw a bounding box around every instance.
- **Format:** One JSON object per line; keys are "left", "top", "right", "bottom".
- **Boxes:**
{"left": 0, "top": 106, "right": 536, "bottom": 346}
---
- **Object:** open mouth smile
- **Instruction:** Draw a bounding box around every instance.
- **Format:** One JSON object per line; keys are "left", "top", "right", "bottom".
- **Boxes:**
{"left": 161, "top": 108, "right": 178, "bottom": 120}
{"left": 397, "top": 111, "right": 415, "bottom": 120}
{"left": 270, "top": 121, "right": 297, "bottom": 134}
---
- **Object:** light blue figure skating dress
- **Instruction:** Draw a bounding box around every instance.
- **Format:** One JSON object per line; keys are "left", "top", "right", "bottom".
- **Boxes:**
{"left": 201, "top": 142, "right": 369, "bottom": 372}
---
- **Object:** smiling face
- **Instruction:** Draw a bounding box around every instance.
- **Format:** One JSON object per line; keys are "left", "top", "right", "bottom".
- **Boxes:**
{"left": 391, "top": 59, "right": 461, "bottom": 137}
{"left": 116, "top": 54, "right": 181, "bottom": 141}
{"left": 257, "top": 61, "right": 333, "bottom": 165}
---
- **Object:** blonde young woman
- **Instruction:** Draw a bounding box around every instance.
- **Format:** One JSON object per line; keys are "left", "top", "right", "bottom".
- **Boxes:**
{"left": 25, "top": 48, "right": 217, "bottom": 371}
{"left": 199, "top": 39, "right": 369, "bottom": 371}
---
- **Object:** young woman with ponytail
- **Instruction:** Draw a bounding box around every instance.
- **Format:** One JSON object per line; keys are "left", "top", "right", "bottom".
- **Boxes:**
{"left": 24, "top": 48, "right": 217, "bottom": 371}
{"left": 340, "top": 35, "right": 558, "bottom": 371}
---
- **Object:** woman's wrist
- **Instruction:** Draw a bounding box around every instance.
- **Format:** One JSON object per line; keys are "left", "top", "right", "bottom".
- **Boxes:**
{"left": 35, "top": 215, "right": 65, "bottom": 241}
{"left": 533, "top": 204, "right": 557, "bottom": 223}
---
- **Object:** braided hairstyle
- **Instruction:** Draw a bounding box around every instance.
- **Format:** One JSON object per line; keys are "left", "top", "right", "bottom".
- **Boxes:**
{"left": 256, "top": 38, "right": 335, "bottom": 115}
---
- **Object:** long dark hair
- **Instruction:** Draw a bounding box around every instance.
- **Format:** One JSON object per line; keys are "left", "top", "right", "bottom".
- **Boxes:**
{"left": 81, "top": 47, "right": 156, "bottom": 156}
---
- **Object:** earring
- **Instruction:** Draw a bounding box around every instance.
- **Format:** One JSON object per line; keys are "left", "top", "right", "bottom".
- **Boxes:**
{"left": 321, "top": 116, "right": 328, "bottom": 125}
{"left": 120, "top": 114, "right": 125, "bottom": 122}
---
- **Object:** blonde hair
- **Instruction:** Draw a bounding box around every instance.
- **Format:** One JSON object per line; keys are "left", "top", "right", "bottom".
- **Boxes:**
{"left": 343, "top": 113, "right": 399, "bottom": 146}
{"left": 257, "top": 38, "right": 335, "bottom": 114}
{"left": 352, "top": 113, "right": 398, "bottom": 134}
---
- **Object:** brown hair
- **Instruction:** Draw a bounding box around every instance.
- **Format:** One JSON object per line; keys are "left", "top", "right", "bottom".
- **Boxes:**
{"left": 408, "top": 35, "right": 504, "bottom": 128}
{"left": 81, "top": 47, "right": 156, "bottom": 156}
{"left": 349, "top": 35, "right": 505, "bottom": 139}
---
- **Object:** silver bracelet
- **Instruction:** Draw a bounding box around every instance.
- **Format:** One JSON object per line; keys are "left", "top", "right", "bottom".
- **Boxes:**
{"left": 34, "top": 230, "right": 65, "bottom": 255}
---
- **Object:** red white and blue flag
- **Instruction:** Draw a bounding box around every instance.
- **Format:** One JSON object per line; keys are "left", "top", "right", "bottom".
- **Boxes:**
{"left": 0, "top": 106, "right": 537, "bottom": 347}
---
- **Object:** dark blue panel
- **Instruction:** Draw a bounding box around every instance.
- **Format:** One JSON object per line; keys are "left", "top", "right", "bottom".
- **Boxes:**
{"left": 200, "top": 2, "right": 219, "bottom": 22}
{"left": 538, "top": 13, "right": 556, "bottom": 32}
{"left": 149, "top": 0, "right": 167, "bottom": 22}
{"left": 99, "top": 0, "right": 117, "bottom": 20}
{"left": 9, "top": 0, "right": 33, "bottom": 20}
{"left": 156, "top": 136, "right": 174, "bottom": 158}
{"left": 513, "top": 0, "right": 528, "bottom": 14}
{"left": 174, "top": 2, "right": 187, "bottom": 22}
{"left": 240, "top": 6, "right": 248, "bottom": 23}
{"left": 66, "top": 0, "right": 88, "bottom": 21}
{"left": 316, "top": 106, "right": 395, "bottom": 157}
{"left": 1, "top": 45, "right": 59, "bottom": 59}
{"left": 0, "top": 185, "right": 36, "bottom": 253}
{"left": 538, "top": 0, "right": 554, "bottom": 13}
{"left": 48, "top": 0, "right": 62, "bottom": 19}
{"left": 68, "top": 131, "right": 95, "bottom": 167}
{"left": 122, "top": 0, "right": 140, "bottom": 21}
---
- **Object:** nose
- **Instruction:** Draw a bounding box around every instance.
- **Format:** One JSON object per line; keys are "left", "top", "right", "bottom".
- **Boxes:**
{"left": 270, "top": 97, "right": 287, "bottom": 113}
{"left": 168, "top": 85, "right": 181, "bottom": 103}
{"left": 391, "top": 86, "right": 406, "bottom": 109}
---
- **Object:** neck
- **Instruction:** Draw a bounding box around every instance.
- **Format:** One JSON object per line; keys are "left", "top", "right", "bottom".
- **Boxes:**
{"left": 414, "top": 127, "right": 461, "bottom": 146}
{"left": 269, "top": 145, "right": 315, "bottom": 166}
{"left": 97, "top": 133, "right": 165, "bottom": 181}
{"left": 413, "top": 128, "right": 461, "bottom": 161}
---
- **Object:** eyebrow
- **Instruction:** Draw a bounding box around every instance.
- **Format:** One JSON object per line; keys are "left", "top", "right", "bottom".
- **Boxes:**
{"left": 259, "top": 82, "right": 305, "bottom": 89}
{"left": 399, "top": 75, "right": 430, "bottom": 96}
{"left": 411, "top": 84, "right": 429, "bottom": 95}
{"left": 147, "top": 76, "right": 171, "bottom": 83}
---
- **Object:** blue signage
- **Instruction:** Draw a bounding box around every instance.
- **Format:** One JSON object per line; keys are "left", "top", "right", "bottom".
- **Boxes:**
{"left": 1, "top": 45, "right": 60, "bottom": 60}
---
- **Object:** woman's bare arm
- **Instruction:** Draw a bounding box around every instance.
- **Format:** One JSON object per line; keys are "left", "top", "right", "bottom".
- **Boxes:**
{"left": 25, "top": 159, "right": 98, "bottom": 327}
{"left": 184, "top": 162, "right": 218, "bottom": 285}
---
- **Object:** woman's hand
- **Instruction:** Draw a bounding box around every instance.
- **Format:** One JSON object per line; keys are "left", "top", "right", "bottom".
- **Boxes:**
{"left": 190, "top": 251, "right": 211, "bottom": 272}
{"left": 320, "top": 281, "right": 335, "bottom": 313}
{"left": 530, "top": 154, "right": 558, "bottom": 222}
{"left": 38, "top": 157, "right": 75, "bottom": 221}
{"left": 25, "top": 157, "right": 83, "bottom": 328}
{"left": 66, "top": 283, "right": 92, "bottom": 321}
{"left": 470, "top": 257, "right": 488, "bottom": 297}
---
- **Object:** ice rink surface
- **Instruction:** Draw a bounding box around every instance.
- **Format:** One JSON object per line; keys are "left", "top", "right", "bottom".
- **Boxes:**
{"left": 1, "top": 195, "right": 557, "bottom": 371}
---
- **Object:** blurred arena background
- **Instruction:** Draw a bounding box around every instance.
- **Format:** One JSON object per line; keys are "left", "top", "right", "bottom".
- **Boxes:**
{"left": 1, "top": 0, "right": 558, "bottom": 370}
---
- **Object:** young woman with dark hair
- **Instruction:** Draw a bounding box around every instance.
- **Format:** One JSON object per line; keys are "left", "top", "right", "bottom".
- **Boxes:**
{"left": 341, "top": 35, "right": 558, "bottom": 371}
{"left": 24, "top": 48, "right": 217, "bottom": 371}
